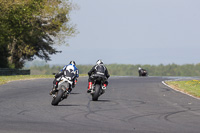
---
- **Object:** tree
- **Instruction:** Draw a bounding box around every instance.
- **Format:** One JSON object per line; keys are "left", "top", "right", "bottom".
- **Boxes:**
{"left": 0, "top": 0, "right": 77, "bottom": 68}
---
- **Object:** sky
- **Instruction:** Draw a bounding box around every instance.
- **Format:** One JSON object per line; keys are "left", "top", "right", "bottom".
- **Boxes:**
{"left": 48, "top": 0, "right": 200, "bottom": 65}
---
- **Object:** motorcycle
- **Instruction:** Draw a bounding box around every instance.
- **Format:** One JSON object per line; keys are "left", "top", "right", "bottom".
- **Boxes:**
{"left": 51, "top": 74, "right": 74, "bottom": 106}
{"left": 89, "top": 75, "right": 107, "bottom": 101}
{"left": 139, "top": 69, "right": 148, "bottom": 76}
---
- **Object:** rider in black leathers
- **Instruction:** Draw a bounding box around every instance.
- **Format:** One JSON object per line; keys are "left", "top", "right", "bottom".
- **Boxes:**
{"left": 87, "top": 59, "right": 110, "bottom": 93}
{"left": 138, "top": 67, "right": 148, "bottom": 76}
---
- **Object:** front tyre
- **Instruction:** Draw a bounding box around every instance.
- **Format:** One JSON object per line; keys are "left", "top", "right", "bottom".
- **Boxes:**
{"left": 92, "top": 84, "right": 100, "bottom": 101}
{"left": 51, "top": 89, "right": 64, "bottom": 106}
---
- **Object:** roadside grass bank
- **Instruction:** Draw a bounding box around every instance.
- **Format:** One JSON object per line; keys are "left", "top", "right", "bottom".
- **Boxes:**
{"left": 165, "top": 80, "right": 200, "bottom": 98}
{"left": 0, "top": 74, "right": 88, "bottom": 85}
{"left": 0, "top": 75, "right": 54, "bottom": 85}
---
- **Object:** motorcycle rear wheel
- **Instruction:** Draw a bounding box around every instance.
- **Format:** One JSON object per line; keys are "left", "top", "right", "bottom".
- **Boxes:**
{"left": 92, "top": 84, "right": 100, "bottom": 101}
{"left": 51, "top": 88, "right": 64, "bottom": 106}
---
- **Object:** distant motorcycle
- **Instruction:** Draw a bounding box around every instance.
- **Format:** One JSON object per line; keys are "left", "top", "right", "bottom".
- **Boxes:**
{"left": 89, "top": 75, "right": 107, "bottom": 101}
{"left": 51, "top": 73, "right": 74, "bottom": 106}
{"left": 138, "top": 69, "right": 148, "bottom": 77}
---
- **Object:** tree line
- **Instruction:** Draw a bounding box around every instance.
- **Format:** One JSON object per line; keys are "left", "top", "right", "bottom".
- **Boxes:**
{"left": 27, "top": 63, "right": 200, "bottom": 76}
{"left": 0, "top": 0, "right": 77, "bottom": 69}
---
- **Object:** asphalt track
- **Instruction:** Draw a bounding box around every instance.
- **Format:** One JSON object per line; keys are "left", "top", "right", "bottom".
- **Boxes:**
{"left": 0, "top": 76, "right": 200, "bottom": 133}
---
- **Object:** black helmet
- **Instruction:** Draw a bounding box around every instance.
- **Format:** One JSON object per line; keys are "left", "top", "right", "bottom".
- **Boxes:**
{"left": 96, "top": 59, "right": 103, "bottom": 65}
{"left": 69, "top": 61, "right": 76, "bottom": 65}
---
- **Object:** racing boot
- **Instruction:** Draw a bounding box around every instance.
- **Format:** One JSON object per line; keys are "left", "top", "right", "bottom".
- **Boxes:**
{"left": 49, "top": 87, "right": 56, "bottom": 95}
{"left": 67, "top": 88, "right": 72, "bottom": 94}
{"left": 102, "top": 83, "right": 107, "bottom": 90}
{"left": 87, "top": 82, "right": 92, "bottom": 93}
{"left": 72, "top": 79, "right": 78, "bottom": 88}
{"left": 49, "top": 82, "right": 58, "bottom": 95}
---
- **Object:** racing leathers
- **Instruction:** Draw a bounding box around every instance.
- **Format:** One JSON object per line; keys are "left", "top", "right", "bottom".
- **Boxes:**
{"left": 50, "top": 63, "right": 79, "bottom": 95}
{"left": 87, "top": 64, "right": 110, "bottom": 93}
{"left": 138, "top": 67, "right": 148, "bottom": 76}
{"left": 61, "top": 64, "right": 79, "bottom": 87}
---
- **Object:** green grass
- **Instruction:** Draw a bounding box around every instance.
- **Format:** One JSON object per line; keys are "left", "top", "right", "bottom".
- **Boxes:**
{"left": 165, "top": 80, "right": 200, "bottom": 98}
{"left": 0, "top": 75, "right": 54, "bottom": 85}
{"left": 0, "top": 74, "right": 87, "bottom": 85}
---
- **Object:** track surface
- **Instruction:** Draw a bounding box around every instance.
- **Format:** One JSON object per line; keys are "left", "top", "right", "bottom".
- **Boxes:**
{"left": 0, "top": 76, "right": 200, "bottom": 133}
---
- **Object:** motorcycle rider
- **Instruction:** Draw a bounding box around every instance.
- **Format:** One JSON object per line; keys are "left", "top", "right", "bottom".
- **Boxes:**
{"left": 49, "top": 61, "right": 79, "bottom": 95}
{"left": 87, "top": 59, "right": 110, "bottom": 93}
{"left": 138, "top": 67, "right": 147, "bottom": 76}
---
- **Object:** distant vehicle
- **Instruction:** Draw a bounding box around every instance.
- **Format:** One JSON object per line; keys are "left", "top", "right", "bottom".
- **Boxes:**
{"left": 138, "top": 67, "right": 148, "bottom": 77}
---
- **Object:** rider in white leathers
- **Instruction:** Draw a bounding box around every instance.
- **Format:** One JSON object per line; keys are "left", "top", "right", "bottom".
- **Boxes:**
{"left": 49, "top": 61, "right": 79, "bottom": 95}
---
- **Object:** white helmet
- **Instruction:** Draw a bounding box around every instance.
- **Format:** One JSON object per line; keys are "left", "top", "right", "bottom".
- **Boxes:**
{"left": 96, "top": 59, "right": 103, "bottom": 65}
{"left": 138, "top": 67, "right": 142, "bottom": 70}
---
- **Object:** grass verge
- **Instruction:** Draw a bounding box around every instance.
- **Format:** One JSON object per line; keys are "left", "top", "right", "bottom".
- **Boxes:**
{"left": 165, "top": 80, "right": 200, "bottom": 98}
{"left": 0, "top": 74, "right": 87, "bottom": 86}
{"left": 0, "top": 75, "right": 54, "bottom": 85}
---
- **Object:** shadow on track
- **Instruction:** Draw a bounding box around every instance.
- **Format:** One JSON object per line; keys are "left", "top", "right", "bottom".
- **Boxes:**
{"left": 69, "top": 92, "right": 80, "bottom": 95}
{"left": 91, "top": 99, "right": 111, "bottom": 102}
{"left": 53, "top": 104, "right": 81, "bottom": 107}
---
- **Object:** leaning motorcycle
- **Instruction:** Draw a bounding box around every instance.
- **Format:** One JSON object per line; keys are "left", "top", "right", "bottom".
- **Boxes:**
{"left": 139, "top": 69, "right": 148, "bottom": 76}
{"left": 51, "top": 74, "right": 74, "bottom": 106}
{"left": 89, "top": 75, "right": 107, "bottom": 101}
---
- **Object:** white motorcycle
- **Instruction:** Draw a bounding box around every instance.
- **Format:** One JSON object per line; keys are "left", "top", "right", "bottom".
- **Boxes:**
{"left": 51, "top": 74, "right": 74, "bottom": 106}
